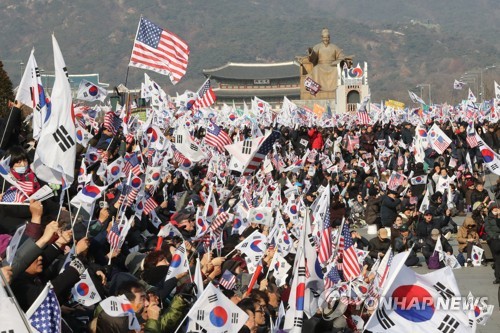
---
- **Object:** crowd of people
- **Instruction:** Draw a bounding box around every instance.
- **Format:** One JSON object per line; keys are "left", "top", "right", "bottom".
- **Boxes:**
{"left": 0, "top": 97, "right": 499, "bottom": 333}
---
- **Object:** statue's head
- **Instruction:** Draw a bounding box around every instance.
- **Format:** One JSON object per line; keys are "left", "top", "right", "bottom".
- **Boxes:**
{"left": 321, "top": 28, "right": 330, "bottom": 45}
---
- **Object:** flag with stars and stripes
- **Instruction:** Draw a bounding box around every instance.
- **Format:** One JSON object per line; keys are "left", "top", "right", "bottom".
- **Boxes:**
{"left": 26, "top": 282, "right": 61, "bottom": 333}
{"left": 129, "top": 17, "right": 189, "bottom": 85}
{"left": 219, "top": 269, "right": 237, "bottom": 290}
{"left": 341, "top": 223, "right": 361, "bottom": 281}
{"left": 324, "top": 264, "right": 341, "bottom": 290}
{"left": 242, "top": 130, "right": 281, "bottom": 176}
{"left": 193, "top": 79, "right": 216, "bottom": 109}
{"left": 466, "top": 122, "right": 478, "bottom": 148}
{"left": 205, "top": 121, "right": 232, "bottom": 152}
{"left": 1, "top": 187, "right": 27, "bottom": 203}
{"left": 107, "top": 218, "right": 122, "bottom": 250}
{"left": 103, "top": 111, "right": 122, "bottom": 135}
{"left": 318, "top": 201, "right": 332, "bottom": 266}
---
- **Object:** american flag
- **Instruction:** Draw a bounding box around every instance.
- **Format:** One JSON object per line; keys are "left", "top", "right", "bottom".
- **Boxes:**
{"left": 433, "top": 136, "right": 450, "bottom": 154}
{"left": 466, "top": 122, "right": 478, "bottom": 148}
{"left": 173, "top": 148, "right": 190, "bottom": 165}
{"left": 219, "top": 269, "right": 237, "bottom": 290}
{"left": 377, "top": 249, "right": 394, "bottom": 290}
{"left": 193, "top": 79, "right": 216, "bottom": 109}
{"left": 129, "top": 17, "right": 189, "bottom": 84}
{"left": 357, "top": 109, "right": 371, "bottom": 125}
{"left": 1, "top": 186, "right": 27, "bottom": 203}
{"left": 107, "top": 218, "right": 122, "bottom": 250}
{"left": 97, "top": 148, "right": 109, "bottom": 165}
{"left": 123, "top": 152, "right": 143, "bottom": 176}
{"left": 208, "top": 210, "right": 230, "bottom": 235}
{"left": 318, "top": 206, "right": 332, "bottom": 266}
{"left": 242, "top": 130, "right": 281, "bottom": 176}
{"left": 387, "top": 172, "right": 405, "bottom": 191}
{"left": 271, "top": 151, "right": 285, "bottom": 171}
{"left": 142, "top": 193, "right": 158, "bottom": 215}
{"left": 103, "top": 112, "right": 122, "bottom": 135}
{"left": 126, "top": 176, "right": 143, "bottom": 207}
{"left": 324, "top": 265, "right": 341, "bottom": 290}
{"left": 346, "top": 135, "right": 359, "bottom": 153}
{"left": 205, "top": 121, "right": 232, "bottom": 152}
{"left": 341, "top": 223, "right": 361, "bottom": 281}
{"left": 28, "top": 284, "right": 61, "bottom": 333}
{"left": 429, "top": 125, "right": 451, "bottom": 154}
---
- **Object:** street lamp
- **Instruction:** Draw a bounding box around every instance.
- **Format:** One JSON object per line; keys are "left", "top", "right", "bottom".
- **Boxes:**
{"left": 460, "top": 74, "right": 479, "bottom": 98}
{"left": 464, "top": 66, "right": 497, "bottom": 102}
{"left": 416, "top": 84, "right": 431, "bottom": 105}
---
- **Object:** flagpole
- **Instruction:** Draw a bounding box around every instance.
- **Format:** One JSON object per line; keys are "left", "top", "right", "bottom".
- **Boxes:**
{"left": 125, "top": 15, "right": 143, "bottom": 87}
{"left": 0, "top": 106, "right": 15, "bottom": 148}
{"left": 364, "top": 248, "right": 412, "bottom": 329}
{"left": 0, "top": 268, "right": 34, "bottom": 332}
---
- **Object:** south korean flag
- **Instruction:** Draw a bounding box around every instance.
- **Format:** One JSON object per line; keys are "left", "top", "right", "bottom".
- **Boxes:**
{"left": 71, "top": 269, "right": 102, "bottom": 306}
{"left": 365, "top": 253, "right": 472, "bottom": 333}
{"left": 187, "top": 283, "right": 248, "bottom": 333}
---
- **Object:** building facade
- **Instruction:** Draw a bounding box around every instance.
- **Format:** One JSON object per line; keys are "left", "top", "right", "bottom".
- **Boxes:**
{"left": 202, "top": 61, "right": 300, "bottom": 109}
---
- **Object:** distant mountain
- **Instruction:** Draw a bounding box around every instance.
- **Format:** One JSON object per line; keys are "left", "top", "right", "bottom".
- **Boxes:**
{"left": 1, "top": 0, "right": 499, "bottom": 104}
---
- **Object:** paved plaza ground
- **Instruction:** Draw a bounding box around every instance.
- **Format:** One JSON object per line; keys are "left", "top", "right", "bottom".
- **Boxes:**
{"left": 358, "top": 174, "right": 500, "bottom": 332}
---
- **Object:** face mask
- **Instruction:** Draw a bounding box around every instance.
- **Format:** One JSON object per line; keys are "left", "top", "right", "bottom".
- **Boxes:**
{"left": 14, "top": 166, "right": 27, "bottom": 174}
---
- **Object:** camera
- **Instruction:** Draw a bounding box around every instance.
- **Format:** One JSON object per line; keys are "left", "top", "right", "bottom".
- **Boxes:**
{"left": 99, "top": 201, "right": 109, "bottom": 209}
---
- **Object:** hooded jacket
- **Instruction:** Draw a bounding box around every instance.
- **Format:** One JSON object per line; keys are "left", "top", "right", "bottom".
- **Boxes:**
{"left": 457, "top": 216, "right": 480, "bottom": 252}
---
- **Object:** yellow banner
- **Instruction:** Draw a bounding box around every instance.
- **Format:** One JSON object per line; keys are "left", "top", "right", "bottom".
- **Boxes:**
{"left": 385, "top": 99, "right": 405, "bottom": 110}
{"left": 313, "top": 103, "right": 325, "bottom": 118}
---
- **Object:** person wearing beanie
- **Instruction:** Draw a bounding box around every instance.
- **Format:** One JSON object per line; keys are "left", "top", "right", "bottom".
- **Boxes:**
{"left": 421, "top": 229, "right": 453, "bottom": 268}
{"left": 364, "top": 186, "right": 382, "bottom": 227}
{"left": 380, "top": 189, "right": 401, "bottom": 228}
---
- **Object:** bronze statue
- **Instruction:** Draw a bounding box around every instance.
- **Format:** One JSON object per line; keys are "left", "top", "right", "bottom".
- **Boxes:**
{"left": 298, "top": 28, "right": 352, "bottom": 99}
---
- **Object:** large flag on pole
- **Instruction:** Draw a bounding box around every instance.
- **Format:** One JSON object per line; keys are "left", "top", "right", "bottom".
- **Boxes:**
{"left": 475, "top": 133, "right": 500, "bottom": 175}
{"left": 408, "top": 90, "right": 425, "bottom": 105}
{"left": 15, "top": 49, "right": 49, "bottom": 141}
{"left": 453, "top": 80, "right": 465, "bottom": 90}
{"left": 365, "top": 253, "right": 472, "bottom": 333}
{"left": 129, "top": 16, "right": 190, "bottom": 85}
{"left": 33, "top": 35, "right": 76, "bottom": 185}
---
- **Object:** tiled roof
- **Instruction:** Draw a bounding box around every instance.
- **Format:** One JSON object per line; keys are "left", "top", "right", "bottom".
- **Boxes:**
{"left": 203, "top": 61, "right": 300, "bottom": 80}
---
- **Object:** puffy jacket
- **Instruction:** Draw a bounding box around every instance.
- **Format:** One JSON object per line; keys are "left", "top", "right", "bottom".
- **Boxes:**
{"left": 485, "top": 213, "right": 500, "bottom": 241}
{"left": 308, "top": 128, "right": 324, "bottom": 150}
{"left": 422, "top": 236, "right": 453, "bottom": 259}
{"left": 380, "top": 195, "right": 400, "bottom": 227}
{"left": 457, "top": 216, "right": 480, "bottom": 252}
{"left": 364, "top": 196, "right": 381, "bottom": 225}
{"left": 95, "top": 294, "right": 187, "bottom": 333}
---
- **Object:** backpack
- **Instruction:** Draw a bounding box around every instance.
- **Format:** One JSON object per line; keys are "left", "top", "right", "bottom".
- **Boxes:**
{"left": 428, "top": 251, "right": 441, "bottom": 269}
